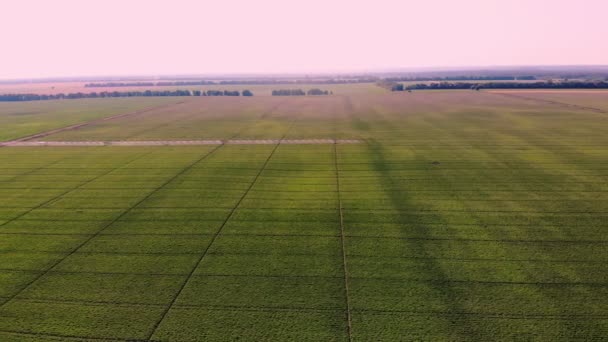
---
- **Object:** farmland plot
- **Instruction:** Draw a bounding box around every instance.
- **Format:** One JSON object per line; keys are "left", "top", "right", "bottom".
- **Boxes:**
{"left": 0, "top": 90, "right": 607, "bottom": 340}
{"left": 0, "top": 98, "right": 177, "bottom": 142}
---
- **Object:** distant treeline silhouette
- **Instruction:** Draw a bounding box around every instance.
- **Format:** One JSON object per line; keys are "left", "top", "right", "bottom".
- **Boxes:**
{"left": 85, "top": 79, "right": 377, "bottom": 87}
{"left": 83, "top": 76, "right": 541, "bottom": 88}
{"left": 272, "top": 89, "right": 331, "bottom": 96}
{"left": 385, "top": 75, "right": 536, "bottom": 82}
{"left": 376, "top": 81, "right": 404, "bottom": 91}
{"left": 0, "top": 89, "right": 254, "bottom": 101}
{"left": 84, "top": 81, "right": 217, "bottom": 87}
{"left": 405, "top": 81, "right": 608, "bottom": 90}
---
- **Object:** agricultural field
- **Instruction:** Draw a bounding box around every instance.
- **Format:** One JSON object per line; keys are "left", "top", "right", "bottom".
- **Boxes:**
{"left": 0, "top": 89, "right": 607, "bottom": 340}
{"left": 0, "top": 98, "right": 178, "bottom": 142}
{"left": 490, "top": 90, "right": 608, "bottom": 111}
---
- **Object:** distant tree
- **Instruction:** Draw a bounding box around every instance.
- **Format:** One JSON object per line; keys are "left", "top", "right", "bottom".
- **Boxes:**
{"left": 307, "top": 88, "right": 330, "bottom": 95}
{"left": 272, "top": 89, "right": 306, "bottom": 96}
{"left": 391, "top": 84, "right": 404, "bottom": 91}
{"left": 242, "top": 90, "right": 254, "bottom": 96}
{"left": 377, "top": 80, "right": 404, "bottom": 91}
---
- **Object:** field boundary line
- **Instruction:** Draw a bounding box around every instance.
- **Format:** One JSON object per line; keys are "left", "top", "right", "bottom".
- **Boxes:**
{"left": 333, "top": 142, "right": 354, "bottom": 341}
{"left": 0, "top": 152, "right": 84, "bottom": 183}
{"left": 7, "top": 269, "right": 608, "bottom": 287}
{"left": 0, "top": 101, "right": 187, "bottom": 144}
{"left": 0, "top": 329, "right": 130, "bottom": 342}
{"left": 6, "top": 185, "right": 608, "bottom": 191}
{"left": 144, "top": 114, "right": 300, "bottom": 341}
{"left": 5, "top": 216, "right": 607, "bottom": 225}
{"left": 1, "top": 139, "right": 362, "bottom": 147}
{"left": 489, "top": 91, "right": 608, "bottom": 115}
{"left": 12, "top": 296, "right": 349, "bottom": 312}
{"left": 2, "top": 249, "right": 603, "bottom": 263}
{"left": 0, "top": 268, "right": 346, "bottom": 278}
{"left": 26, "top": 296, "right": 608, "bottom": 320}
{"left": 349, "top": 308, "right": 608, "bottom": 318}
{"left": 2, "top": 230, "right": 606, "bottom": 244}
{"left": 0, "top": 150, "right": 161, "bottom": 306}
{"left": 11, "top": 294, "right": 608, "bottom": 316}
{"left": 0, "top": 145, "right": 222, "bottom": 308}
{"left": 0, "top": 149, "right": 158, "bottom": 231}
{"left": 8, "top": 205, "right": 608, "bottom": 215}
{"left": 144, "top": 140, "right": 285, "bottom": 341}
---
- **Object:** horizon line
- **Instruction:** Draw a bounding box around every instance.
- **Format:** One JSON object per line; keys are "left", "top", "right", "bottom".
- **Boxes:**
{"left": 2, "top": 64, "right": 608, "bottom": 83}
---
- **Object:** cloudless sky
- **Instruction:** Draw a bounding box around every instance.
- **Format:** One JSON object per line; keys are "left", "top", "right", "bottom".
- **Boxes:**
{"left": 1, "top": 0, "right": 606, "bottom": 79}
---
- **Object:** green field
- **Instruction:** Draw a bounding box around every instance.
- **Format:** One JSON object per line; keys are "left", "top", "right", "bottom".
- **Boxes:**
{"left": 1, "top": 90, "right": 607, "bottom": 340}
{"left": 0, "top": 98, "right": 178, "bottom": 142}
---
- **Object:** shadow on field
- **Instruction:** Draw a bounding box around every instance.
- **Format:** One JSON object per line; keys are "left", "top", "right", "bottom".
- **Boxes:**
{"left": 341, "top": 96, "right": 370, "bottom": 133}
{"left": 365, "top": 139, "right": 477, "bottom": 337}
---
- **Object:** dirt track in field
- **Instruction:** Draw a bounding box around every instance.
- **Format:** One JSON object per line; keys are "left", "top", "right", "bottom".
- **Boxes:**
{"left": 489, "top": 91, "right": 608, "bottom": 115}
{"left": 1, "top": 139, "right": 362, "bottom": 147}
{"left": 3, "top": 101, "right": 186, "bottom": 144}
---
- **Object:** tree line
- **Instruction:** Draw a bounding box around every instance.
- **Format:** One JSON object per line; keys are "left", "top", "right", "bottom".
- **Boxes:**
{"left": 84, "top": 76, "right": 540, "bottom": 88}
{"left": 404, "top": 81, "right": 608, "bottom": 91}
{"left": 0, "top": 89, "right": 254, "bottom": 102}
{"left": 376, "top": 81, "right": 404, "bottom": 91}
{"left": 84, "top": 78, "right": 377, "bottom": 87}
{"left": 384, "top": 75, "right": 536, "bottom": 82}
{"left": 271, "top": 89, "right": 331, "bottom": 96}
{"left": 85, "top": 81, "right": 217, "bottom": 87}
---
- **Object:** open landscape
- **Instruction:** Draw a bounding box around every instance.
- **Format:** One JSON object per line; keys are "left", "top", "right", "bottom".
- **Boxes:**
{"left": 2, "top": 0, "right": 607, "bottom": 340}
{"left": 1, "top": 85, "right": 608, "bottom": 340}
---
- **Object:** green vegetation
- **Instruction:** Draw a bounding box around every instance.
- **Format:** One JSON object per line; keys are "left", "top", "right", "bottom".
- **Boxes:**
{"left": 1, "top": 90, "right": 608, "bottom": 340}
{"left": 0, "top": 98, "right": 176, "bottom": 141}
{"left": 0, "top": 90, "right": 194, "bottom": 102}
{"left": 405, "top": 80, "right": 608, "bottom": 90}
{"left": 376, "top": 80, "right": 404, "bottom": 91}
{"left": 0, "top": 89, "right": 257, "bottom": 102}
{"left": 270, "top": 88, "right": 331, "bottom": 96}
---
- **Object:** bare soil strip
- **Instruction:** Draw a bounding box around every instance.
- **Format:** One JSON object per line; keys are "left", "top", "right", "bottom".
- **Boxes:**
{"left": 1, "top": 139, "right": 361, "bottom": 147}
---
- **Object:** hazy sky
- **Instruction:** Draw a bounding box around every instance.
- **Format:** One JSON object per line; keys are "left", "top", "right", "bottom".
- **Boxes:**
{"left": 2, "top": 0, "right": 606, "bottom": 79}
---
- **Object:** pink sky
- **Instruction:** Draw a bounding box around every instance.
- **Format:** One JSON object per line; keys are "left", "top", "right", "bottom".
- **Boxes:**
{"left": 1, "top": 0, "right": 606, "bottom": 79}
